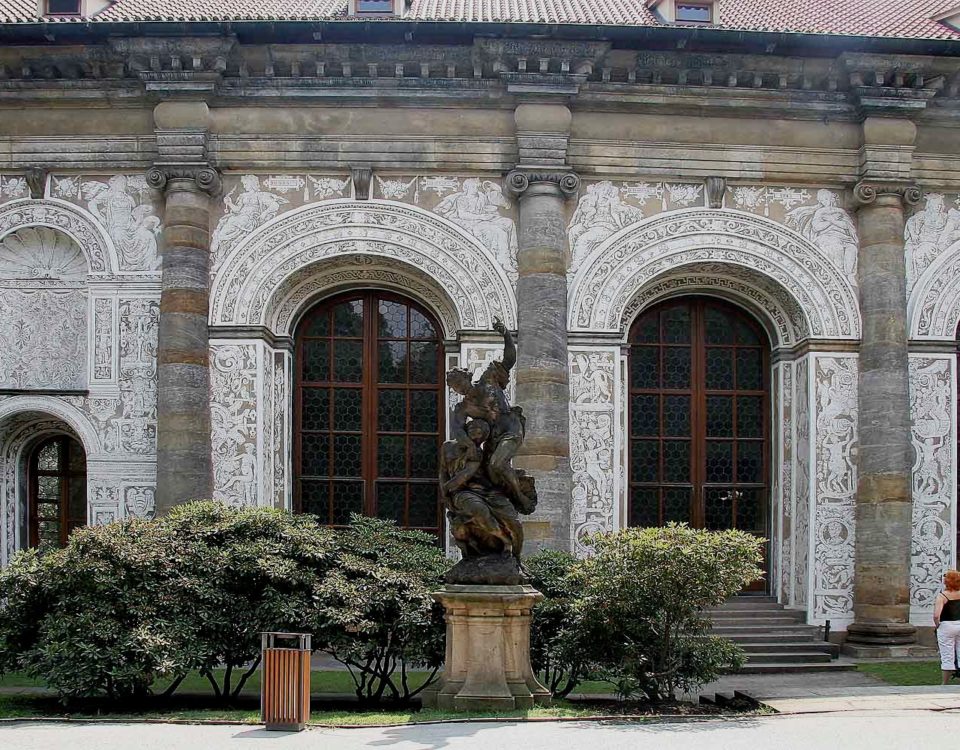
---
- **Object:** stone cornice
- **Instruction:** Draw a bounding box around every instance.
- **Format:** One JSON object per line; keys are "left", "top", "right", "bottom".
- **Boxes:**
{"left": 506, "top": 169, "right": 581, "bottom": 199}
{"left": 852, "top": 180, "right": 923, "bottom": 208}
{"left": 146, "top": 165, "right": 222, "bottom": 196}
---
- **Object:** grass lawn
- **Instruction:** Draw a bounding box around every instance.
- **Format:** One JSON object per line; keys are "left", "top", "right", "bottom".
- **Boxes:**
{"left": 857, "top": 661, "right": 946, "bottom": 686}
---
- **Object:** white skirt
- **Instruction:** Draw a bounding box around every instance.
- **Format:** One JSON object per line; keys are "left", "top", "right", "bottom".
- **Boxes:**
{"left": 936, "top": 620, "right": 960, "bottom": 670}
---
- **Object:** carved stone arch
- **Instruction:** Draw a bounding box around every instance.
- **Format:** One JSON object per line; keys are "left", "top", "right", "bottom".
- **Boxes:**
{"left": 0, "top": 397, "right": 101, "bottom": 458}
{"left": 568, "top": 208, "right": 860, "bottom": 342}
{"left": 909, "top": 239, "right": 960, "bottom": 340}
{"left": 270, "top": 255, "right": 463, "bottom": 340}
{"left": 0, "top": 198, "right": 119, "bottom": 275}
{"left": 619, "top": 265, "right": 805, "bottom": 349}
{"left": 210, "top": 199, "right": 517, "bottom": 333}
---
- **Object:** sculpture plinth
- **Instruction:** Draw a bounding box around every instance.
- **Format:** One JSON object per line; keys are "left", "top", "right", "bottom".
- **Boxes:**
{"left": 421, "top": 585, "right": 551, "bottom": 711}
{"left": 428, "top": 319, "right": 549, "bottom": 711}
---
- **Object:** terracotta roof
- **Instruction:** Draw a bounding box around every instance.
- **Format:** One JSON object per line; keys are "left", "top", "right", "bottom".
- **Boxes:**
{"left": 1, "top": 0, "right": 959, "bottom": 41}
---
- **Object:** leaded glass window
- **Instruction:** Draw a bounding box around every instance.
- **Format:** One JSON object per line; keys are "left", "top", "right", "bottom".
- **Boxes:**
{"left": 29, "top": 436, "right": 86, "bottom": 551}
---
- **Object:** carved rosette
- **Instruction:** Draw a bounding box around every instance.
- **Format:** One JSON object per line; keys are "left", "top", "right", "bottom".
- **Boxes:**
{"left": 146, "top": 165, "right": 222, "bottom": 197}
{"left": 853, "top": 181, "right": 923, "bottom": 208}
{"left": 506, "top": 170, "right": 581, "bottom": 200}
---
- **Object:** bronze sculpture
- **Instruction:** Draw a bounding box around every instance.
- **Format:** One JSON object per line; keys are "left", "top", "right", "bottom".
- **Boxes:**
{"left": 442, "top": 318, "right": 537, "bottom": 585}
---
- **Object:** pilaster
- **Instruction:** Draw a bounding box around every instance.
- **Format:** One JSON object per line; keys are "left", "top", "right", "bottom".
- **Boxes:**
{"left": 147, "top": 100, "right": 220, "bottom": 514}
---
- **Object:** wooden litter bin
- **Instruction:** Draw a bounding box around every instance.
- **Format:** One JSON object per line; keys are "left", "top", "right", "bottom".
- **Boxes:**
{"left": 261, "top": 632, "right": 311, "bottom": 731}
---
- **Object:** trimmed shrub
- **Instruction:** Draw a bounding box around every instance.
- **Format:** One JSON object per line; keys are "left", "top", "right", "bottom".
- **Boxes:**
{"left": 311, "top": 515, "right": 449, "bottom": 705}
{"left": 525, "top": 549, "right": 588, "bottom": 698}
{"left": 570, "top": 524, "right": 764, "bottom": 702}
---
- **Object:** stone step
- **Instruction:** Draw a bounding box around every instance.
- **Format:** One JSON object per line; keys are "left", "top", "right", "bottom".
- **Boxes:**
{"left": 707, "top": 597, "right": 780, "bottom": 609}
{"left": 724, "top": 632, "right": 820, "bottom": 644}
{"left": 744, "top": 651, "right": 834, "bottom": 664}
{"left": 738, "top": 642, "right": 838, "bottom": 656}
{"left": 710, "top": 615, "right": 805, "bottom": 626}
{"left": 735, "top": 661, "right": 857, "bottom": 674}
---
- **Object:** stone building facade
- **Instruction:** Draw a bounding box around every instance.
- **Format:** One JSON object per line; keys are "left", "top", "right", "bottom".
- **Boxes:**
{"left": 2, "top": 0, "right": 960, "bottom": 646}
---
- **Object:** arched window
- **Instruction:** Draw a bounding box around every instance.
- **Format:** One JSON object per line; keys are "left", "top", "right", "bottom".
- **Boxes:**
{"left": 29, "top": 435, "right": 87, "bottom": 551}
{"left": 628, "top": 297, "right": 770, "bottom": 589}
{"left": 294, "top": 292, "right": 444, "bottom": 534}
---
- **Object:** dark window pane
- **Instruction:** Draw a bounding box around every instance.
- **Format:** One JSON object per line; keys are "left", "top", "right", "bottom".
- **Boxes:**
{"left": 663, "top": 347, "right": 691, "bottom": 389}
{"left": 631, "top": 394, "right": 659, "bottom": 436}
{"left": 301, "top": 434, "right": 330, "bottom": 476}
{"left": 302, "top": 389, "right": 330, "bottom": 431}
{"left": 300, "top": 480, "right": 329, "bottom": 518}
{"left": 333, "top": 340, "right": 363, "bottom": 382}
{"left": 410, "top": 391, "right": 438, "bottom": 433}
{"left": 631, "top": 313, "right": 659, "bottom": 344}
{"left": 705, "top": 441, "right": 733, "bottom": 483}
{"left": 67, "top": 440, "right": 84, "bottom": 472}
{"left": 663, "top": 441, "right": 690, "bottom": 483}
{"left": 356, "top": 0, "right": 393, "bottom": 11}
{"left": 46, "top": 0, "right": 80, "bottom": 13}
{"left": 333, "top": 388, "right": 362, "bottom": 431}
{"left": 705, "top": 306, "right": 733, "bottom": 344}
{"left": 409, "top": 308, "right": 436, "bottom": 339}
{"left": 705, "top": 348, "right": 734, "bottom": 390}
{"left": 379, "top": 341, "right": 407, "bottom": 383}
{"left": 630, "top": 488, "right": 659, "bottom": 527}
{"left": 409, "top": 436, "right": 438, "bottom": 478}
{"left": 676, "top": 3, "right": 711, "bottom": 22}
{"left": 377, "top": 483, "right": 406, "bottom": 524}
{"left": 301, "top": 311, "right": 329, "bottom": 337}
{"left": 378, "top": 390, "right": 406, "bottom": 432}
{"left": 378, "top": 435, "right": 406, "bottom": 477}
{"left": 737, "top": 441, "right": 763, "bottom": 483}
{"left": 630, "top": 440, "right": 659, "bottom": 483}
{"left": 409, "top": 342, "right": 438, "bottom": 384}
{"left": 302, "top": 340, "right": 330, "bottom": 382}
{"left": 664, "top": 488, "right": 691, "bottom": 524}
{"left": 408, "top": 483, "right": 439, "bottom": 528}
{"left": 662, "top": 305, "right": 691, "bottom": 344}
{"left": 333, "top": 434, "right": 362, "bottom": 477}
{"left": 706, "top": 395, "right": 733, "bottom": 437}
{"left": 663, "top": 395, "right": 690, "bottom": 437}
{"left": 737, "top": 396, "right": 763, "bottom": 438}
{"left": 735, "top": 489, "right": 765, "bottom": 533}
{"left": 736, "top": 318, "right": 761, "bottom": 346}
{"left": 332, "top": 300, "right": 364, "bottom": 336}
{"left": 630, "top": 347, "right": 659, "bottom": 389}
{"left": 378, "top": 300, "right": 407, "bottom": 338}
{"left": 331, "top": 482, "right": 363, "bottom": 524}
{"left": 704, "top": 488, "right": 732, "bottom": 531}
{"left": 37, "top": 442, "right": 58, "bottom": 471}
{"left": 68, "top": 477, "right": 85, "bottom": 521}
{"left": 736, "top": 349, "right": 763, "bottom": 390}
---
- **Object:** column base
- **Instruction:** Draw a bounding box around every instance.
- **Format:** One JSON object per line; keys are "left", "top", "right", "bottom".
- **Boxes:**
{"left": 845, "top": 621, "right": 917, "bottom": 647}
{"left": 421, "top": 585, "right": 552, "bottom": 712}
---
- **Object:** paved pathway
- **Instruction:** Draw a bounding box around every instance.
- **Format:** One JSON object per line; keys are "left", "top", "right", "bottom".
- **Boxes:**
{"left": 3, "top": 711, "right": 960, "bottom": 750}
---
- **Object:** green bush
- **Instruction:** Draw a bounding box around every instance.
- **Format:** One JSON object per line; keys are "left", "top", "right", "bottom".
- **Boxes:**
{"left": 570, "top": 524, "right": 763, "bottom": 702}
{"left": 525, "top": 549, "right": 588, "bottom": 698}
{"left": 0, "top": 504, "right": 449, "bottom": 706}
{"left": 312, "top": 516, "right": 449, "bottom": 705}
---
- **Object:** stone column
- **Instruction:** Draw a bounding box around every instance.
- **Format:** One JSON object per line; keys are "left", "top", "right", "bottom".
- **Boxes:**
{"left": 505, "top": 169, "right": 580, "bottom": 553}
{"left": 846, "top": 181, "right": 922, "bottom": 649}
{"left": 146, "top": 164, "right": 221, "bottom": 514}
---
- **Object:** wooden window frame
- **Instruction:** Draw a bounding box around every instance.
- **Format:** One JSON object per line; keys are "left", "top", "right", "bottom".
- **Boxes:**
{"left": 293, "top": 290, "right": 444, "bottom": 534}
{"left": 28, "top": 435, "right": 87, "bottom": 550}
{"left": 627, "top": 297, "right": 770, "bottom": 589}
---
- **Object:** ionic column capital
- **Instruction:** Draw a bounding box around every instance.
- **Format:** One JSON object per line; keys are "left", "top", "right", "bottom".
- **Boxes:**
{"left": 506, "top": 169, "right": 581, "bottom": 200}
{"left": 146, "top": 165, "right": 222, "bottom": 197}
{"left": 853, "top": 181, "right": 922, "bottom": 209}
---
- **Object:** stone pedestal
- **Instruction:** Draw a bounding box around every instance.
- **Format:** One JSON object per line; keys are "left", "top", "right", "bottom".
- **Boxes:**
{"left": 422, "top": 585, "right": 551, "bottom": 711}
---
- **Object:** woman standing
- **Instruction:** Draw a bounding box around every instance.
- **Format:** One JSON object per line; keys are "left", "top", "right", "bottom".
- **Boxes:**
{"left": 934, "top": 570, "right": 960, "bottom": 685}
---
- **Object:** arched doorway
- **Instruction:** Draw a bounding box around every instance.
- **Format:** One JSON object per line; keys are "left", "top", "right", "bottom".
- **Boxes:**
{"left": 293, "top": 291, "right": 444, "bottom": 535}
{"left": 628, "top": 297, "right": 770, "bottom": 590}
{"left": 28, "top": 435, "right": 87, "bottom": 551}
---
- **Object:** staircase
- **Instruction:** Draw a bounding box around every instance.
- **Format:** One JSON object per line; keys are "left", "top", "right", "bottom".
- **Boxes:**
{"left": 706, "top": 596, "right": 855, "bottom": 674}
